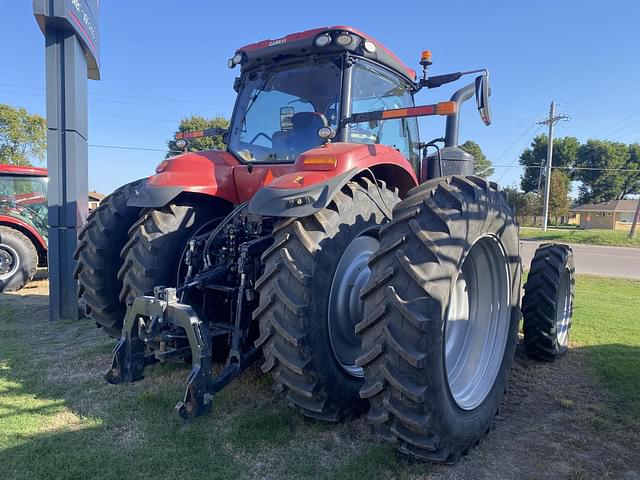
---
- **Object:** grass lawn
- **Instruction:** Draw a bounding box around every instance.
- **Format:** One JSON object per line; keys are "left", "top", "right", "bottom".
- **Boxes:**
{"left": 0, "top": 276, "right": 639, "bottom": 479}
{"left": 570, "top": 276, "right": 640, "bottom": 418}
{"left": 520, "top": 226, "right": 640, "bottom": 247}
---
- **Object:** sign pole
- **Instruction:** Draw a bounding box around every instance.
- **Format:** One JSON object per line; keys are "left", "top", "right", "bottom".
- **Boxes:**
{"left": 45, "top": 28, "right": 89, "bottom": 321}
{"left": 34, "top": 0, "right": 100, "bottom": 321}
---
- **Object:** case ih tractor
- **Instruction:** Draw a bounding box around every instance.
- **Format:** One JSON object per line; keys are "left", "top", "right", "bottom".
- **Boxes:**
{"left": 75, "top": 26, "right": 575, "bottom": 463}
{"left": 0, "top": 165, "right": 48, "bottom": 292}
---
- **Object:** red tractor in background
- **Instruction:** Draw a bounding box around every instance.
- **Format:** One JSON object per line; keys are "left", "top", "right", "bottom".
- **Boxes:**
{"left": 75, "top": 26, "right": 575, "bottom": 463}
{"left": 0, "top": 165, "right": 48, "bottom": 292}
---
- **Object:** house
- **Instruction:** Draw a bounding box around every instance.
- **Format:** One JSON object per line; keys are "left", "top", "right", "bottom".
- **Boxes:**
{"left": 88, "top": 191, "right": 105, "bottom": 211}
{"left": 571, "top": 199, "right": 639, "bottom": 230}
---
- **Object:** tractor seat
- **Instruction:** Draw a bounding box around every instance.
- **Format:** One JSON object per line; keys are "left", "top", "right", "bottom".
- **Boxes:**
{"left": 289, "top": 112, "right": 328, "bottom": 155}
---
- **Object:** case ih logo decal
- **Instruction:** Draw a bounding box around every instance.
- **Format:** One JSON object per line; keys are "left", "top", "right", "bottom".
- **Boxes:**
{"left": 268, "top": 38, "right": 287, "bottom": 47}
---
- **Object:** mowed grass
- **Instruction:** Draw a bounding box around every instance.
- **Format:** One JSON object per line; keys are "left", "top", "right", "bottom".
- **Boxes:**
{"left": 571, "top": 276, "right": 640, "bottom": 418}
{"left": 520, "top": 226, "right": 640, "bottom": 247}
{"left": 0, "top": 295, "right": 415, "bottom": 480}
{"left": 0, "top": 275, "right": 638, "bottom": 479}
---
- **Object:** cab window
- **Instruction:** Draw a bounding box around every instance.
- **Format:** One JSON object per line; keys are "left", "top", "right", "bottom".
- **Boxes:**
{"left": 350, "top": 60, "right": 419, "bottom": 166}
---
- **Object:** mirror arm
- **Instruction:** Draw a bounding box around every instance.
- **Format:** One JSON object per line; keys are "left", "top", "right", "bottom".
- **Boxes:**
{"left": 444, "top": 83, "right": 475, "bottom": 147}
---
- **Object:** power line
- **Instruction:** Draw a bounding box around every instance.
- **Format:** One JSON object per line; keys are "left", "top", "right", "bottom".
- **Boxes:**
{"left": 495, "top": 123, "right": 543, "bottom": 183}
{"left": 0, "top": 82, "right": 224, "bottom": 107}
{"left": 492, "top": 164, "right": 640, "bottom": 172}
{"left": 88, "top": 143, "right": 180, "bottom": 154}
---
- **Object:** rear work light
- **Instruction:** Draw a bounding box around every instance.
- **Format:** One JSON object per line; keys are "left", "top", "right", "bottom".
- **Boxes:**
{"left": 314, "top": 33, "right": 332, "bottom": 47}
{"left": 335, "top": 33, "right": 353, "bottom": 46}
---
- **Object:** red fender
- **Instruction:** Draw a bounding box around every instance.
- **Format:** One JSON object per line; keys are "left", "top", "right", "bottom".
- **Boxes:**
{"left": 264, "top": 143, "right": 418, "bottom": 195}
{"left": 0, "top": 215, "right": 47, "bottom": 251}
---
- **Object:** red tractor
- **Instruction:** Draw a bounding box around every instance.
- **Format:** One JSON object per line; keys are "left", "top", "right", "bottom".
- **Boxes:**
{"left": 75, "top": 26, "right": 575, "bottom": 462}
{"left": 0, "top": 165, "right": 48, "bottom": 292}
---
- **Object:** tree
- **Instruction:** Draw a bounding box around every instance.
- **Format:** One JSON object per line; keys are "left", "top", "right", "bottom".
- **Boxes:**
{"left": 0, "top": 104, "right": 46, "bottom": 166}
{"left": 575, "top": 139, "right": 637, "bottom": 203}
{"left": 519, "top": 135, "right": 579, "bottom": 193}
{"left": 461, "top": 140, "right": 493, "bottom": 178}
{"left": 547, "top": 170, "right": 570, "bottom": 225}
{"left": 167, "top": 114, "right": 229, "bottom": 158}
{"left": 503, "top": 186, "right": 541, "bottom": 225}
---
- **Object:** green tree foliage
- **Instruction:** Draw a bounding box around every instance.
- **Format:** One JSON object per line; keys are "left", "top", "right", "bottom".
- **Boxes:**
{"left": 167, "top": 115, "right": 229, "bottom": 158}
{"left": 504, "top": 186, "right": 541, "bottom": 223}
{"left": 547, "top": 170, "right": 570, "bottom": 224}
{"left": 575, "top": 140, "right": 640, "bottom": 203}
{"left": 0, "top": 104, "right": 46, "bottom": 166}
{"left": 518, "top": 135, "right": 579, "bottom": 192}
{"left": 461, "top": 140, "right": 494, "bottom": 178}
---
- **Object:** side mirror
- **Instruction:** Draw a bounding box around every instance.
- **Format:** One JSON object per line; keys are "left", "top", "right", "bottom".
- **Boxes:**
{"left": 475, "top": 74, "right": 492, "bottom": 126}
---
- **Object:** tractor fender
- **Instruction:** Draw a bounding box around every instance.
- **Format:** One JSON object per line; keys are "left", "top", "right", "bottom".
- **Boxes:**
{"left": 0, "top": 215, "right": 47, "bottom": 251}
{"left": 127, "top": 150, "right": 241, "bottom": 208}
{"left": 249, "top": 143, "right": 418, "bottom": 218}
{"left": 248, "top": 168, "right": 359, "bottom": 218}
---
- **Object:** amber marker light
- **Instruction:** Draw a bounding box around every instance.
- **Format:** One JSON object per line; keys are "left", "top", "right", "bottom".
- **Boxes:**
{"left": 420, "top": 50, "right": 432, "bottom": 66}
{"left": 436, "top": 101, "right": 457, "bottom": 115}
{"left": 303, "top": 157, "right": 338, "bottom": 169}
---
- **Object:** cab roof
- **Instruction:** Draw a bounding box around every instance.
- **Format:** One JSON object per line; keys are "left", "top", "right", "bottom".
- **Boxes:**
{"left": 0, "top": 165, "right": 48, "bottom": 176}
{"left": 235, "top": 26, "right": 417, "bottom": 83}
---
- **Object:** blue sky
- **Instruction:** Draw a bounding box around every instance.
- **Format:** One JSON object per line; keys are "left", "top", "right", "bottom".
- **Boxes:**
{"left": 2, "top": 1, "right": 639, "bottom": 194}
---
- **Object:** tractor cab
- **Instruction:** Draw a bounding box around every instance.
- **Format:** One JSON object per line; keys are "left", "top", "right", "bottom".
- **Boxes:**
{"left": 225, "top": 27, "right": 420, "bottom": 170}
{"left": 176, "top": 26, "right": 491, "bottom": 181}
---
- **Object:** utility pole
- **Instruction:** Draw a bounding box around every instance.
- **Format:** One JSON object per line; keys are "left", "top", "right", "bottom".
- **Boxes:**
{"left": 629, "top": 198, "right": 640, "bottom": 238}
{"left": 538, "top": 101, "right": 569, "bottom": 231}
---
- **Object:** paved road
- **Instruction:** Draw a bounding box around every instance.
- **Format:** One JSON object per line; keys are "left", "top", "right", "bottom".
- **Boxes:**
{"left": 520, "top": 240, "right": 640, "bottom": 279}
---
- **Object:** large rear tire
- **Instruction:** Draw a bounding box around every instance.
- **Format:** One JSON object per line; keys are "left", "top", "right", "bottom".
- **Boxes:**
{"left": 0, "top": 226, "right": 38, "bottom": 292}
{"left": 74, "top": 180, "right": 144, "bottom": 337}
{"left": 522, "top": 243, "right": 575, "bottom": 361}
{"left": 358, "top": 176, "right": 521, "bottom": 463}
{"left": 117, "top": 199, "right": 215, "bottom": 309}
{"left": 254, "top": 178, "right": 399, "bottom": 421}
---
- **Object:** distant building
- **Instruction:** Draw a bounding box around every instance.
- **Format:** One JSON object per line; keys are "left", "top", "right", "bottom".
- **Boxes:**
{"left": 88, "top": 191, "right": 105, "bottom": 211}
{"left": 571, "top": 199, "right": 639, "bottom": 230}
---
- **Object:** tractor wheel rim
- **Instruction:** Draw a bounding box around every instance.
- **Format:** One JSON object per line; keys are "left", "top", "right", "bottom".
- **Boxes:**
{"left": 556, "top": 269, "right": 572, "bottom": 347}
{"left": 328, "top": 232, "right": 379, "bottom": 378}
{"left": 0, "top": 244, "right": 19, "bottom": 280}
{"left": 445, "top": 235, "right": 511, "bottom": 411}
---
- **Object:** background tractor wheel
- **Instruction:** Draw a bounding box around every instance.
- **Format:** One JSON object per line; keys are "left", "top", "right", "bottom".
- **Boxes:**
{"left": 0, "top": 226, "right": 38, "bottom": 293}
{"left": 522, "top": 243, "right": 575, "bottom": 361}
{"left": 118, "top": 198, "right": 215, "bottom": 309}
{"left": 254, "top": 178, "right": 399, "bottom": 421}
{"left": 358, "top": 176, "right": 521, "bottom": 463}
{"left": 74, "top": 180, "right": 144, "bottom": 337}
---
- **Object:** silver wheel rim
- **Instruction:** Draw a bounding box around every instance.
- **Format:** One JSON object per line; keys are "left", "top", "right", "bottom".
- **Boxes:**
{"left": 0, "top": 244, "right": 20, "bottom": 280}
{"left": 328, "top": 233, "right": 379, "bottom": 378}
{"left": 445, "top": 235, "right": 511, "bottom": 411}
{"left": 556, "top": 269, "right": 572, "bottom": 347}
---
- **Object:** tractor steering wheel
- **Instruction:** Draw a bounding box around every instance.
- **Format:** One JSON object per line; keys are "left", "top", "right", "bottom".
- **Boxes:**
{"left": 248, "top": 132, "right": 272, "bottom": 145}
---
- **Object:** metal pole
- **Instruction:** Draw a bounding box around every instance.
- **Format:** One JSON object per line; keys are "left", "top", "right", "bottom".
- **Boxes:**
{"left": 541, "top": 102, "right": 555, "bottom": 232}
{"left": 629, "top": 198, "right": 640, "bottom": 238}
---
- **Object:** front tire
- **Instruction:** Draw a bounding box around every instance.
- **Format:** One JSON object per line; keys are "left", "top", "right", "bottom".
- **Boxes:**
{"left": 0, "top": 226, "right": 38, "bottom": 292}
{"left": 358, "top": 176, "right": 521, "bottom": 463}
{"left": 254, "top": 178, "right": 399, "bottom": 421}
{"left": 522, "top": 243, "right": 575, "bottom": 361}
